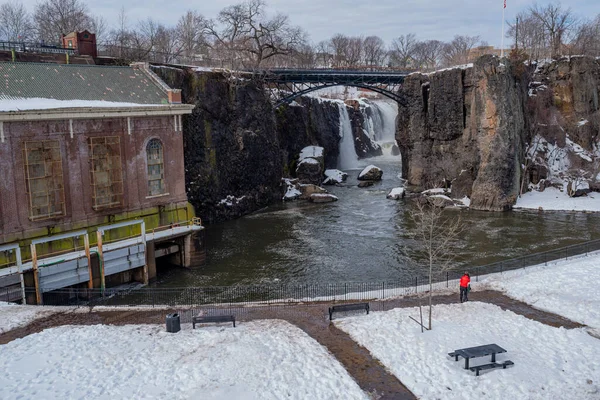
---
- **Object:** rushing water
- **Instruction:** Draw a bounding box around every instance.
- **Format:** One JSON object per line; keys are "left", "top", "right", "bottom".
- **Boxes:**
{"left": 337, "top": 103, "right": 359, "bottom": 170}
{"left": 153, "top": 99, "right": 600, "bottom": 288}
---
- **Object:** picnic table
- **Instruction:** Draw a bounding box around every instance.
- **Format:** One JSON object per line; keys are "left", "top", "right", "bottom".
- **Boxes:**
{"left": 449, "top": 344, "right": 508, "bottom": 370}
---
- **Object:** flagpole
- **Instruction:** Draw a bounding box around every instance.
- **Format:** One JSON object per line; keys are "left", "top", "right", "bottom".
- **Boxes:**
{"left": 501, "top": 0, "right": 506, "bottom": 58}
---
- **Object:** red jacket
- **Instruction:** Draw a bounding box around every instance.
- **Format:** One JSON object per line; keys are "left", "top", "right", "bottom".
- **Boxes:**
{"left": 460, "top": 275, "right": 470, "bottom": 288}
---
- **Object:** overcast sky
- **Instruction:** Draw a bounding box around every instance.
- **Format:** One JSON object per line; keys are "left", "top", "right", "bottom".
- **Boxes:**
{"left": 28, "top": 0, "right": 600, "bottom": 46}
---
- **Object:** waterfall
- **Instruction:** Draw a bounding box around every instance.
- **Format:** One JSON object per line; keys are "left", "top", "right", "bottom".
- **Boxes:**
{"left": 337, "top": 103, "right": 359, "bottom": 170}
{"left": 365, "top": 99, "right": 399, "bottom": 156}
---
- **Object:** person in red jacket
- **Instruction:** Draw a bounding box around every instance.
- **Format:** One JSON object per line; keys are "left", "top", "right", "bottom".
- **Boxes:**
{"left": 460, "top": 272, "right": 470, "bottom": 303}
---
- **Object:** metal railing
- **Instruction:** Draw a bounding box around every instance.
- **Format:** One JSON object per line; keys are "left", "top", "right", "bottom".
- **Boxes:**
{"left": 4, "top": 235, "right": 599, "bottom": 306}
{"left": 0, "top": 40, "right": 77, "bottom": 55}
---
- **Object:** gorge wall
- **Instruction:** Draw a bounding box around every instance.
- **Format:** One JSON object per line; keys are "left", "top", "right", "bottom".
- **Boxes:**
{"left": 397, "top": 55, "right": 600, "bottom": 211}
{"left": 154, "top": 67, "right": 381, "bottom": 223}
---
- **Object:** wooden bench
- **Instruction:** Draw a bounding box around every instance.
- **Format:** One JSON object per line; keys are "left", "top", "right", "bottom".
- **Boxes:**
{"left": 470, "top": 360, "right": 514, "bottom": 376}
{"left": 328, "top": 302, "right": 369, "bottom": 320}
{"left": 192, "top": 315, "right": 236, "bottom": 328}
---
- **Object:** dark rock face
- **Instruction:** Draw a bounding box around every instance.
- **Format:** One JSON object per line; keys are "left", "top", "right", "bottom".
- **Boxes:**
{"left": 397, "top": 56, "right": 526, "bottom": 211}
{"left": 276, "top": 97, "right": 341, "bottom": 171}
{"left": 345, "top": 100, "right": 383, "bottom": 158}
{"left": 296, "top": 158, "right": 323, "bottom": 185}
{"left": 532, "top": 57, "right": 600, "bottom": 151}
{"left": 155, "top": 68, "right": 283, "bottom": 223}
{"left": 451, "top": 169, "right": 475, "bottom": 199}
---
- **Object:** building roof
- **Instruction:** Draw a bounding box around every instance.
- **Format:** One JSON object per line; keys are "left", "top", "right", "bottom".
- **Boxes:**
{"left": 0, "top": 62, "right": 170, "bottom": 105}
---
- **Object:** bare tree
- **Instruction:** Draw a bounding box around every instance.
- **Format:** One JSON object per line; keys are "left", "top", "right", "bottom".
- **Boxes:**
{"left": 315, "top": 40, "right": 331, "bottom": 67}
{"left": 176, "top": 10, "right": 208, "bottom": 60}
{"left": 363, "top": 35, "right": 386, "bottom": 69}
{"left": 155, "top": 26, "right": 181, "bottom": 63}
{"left": 571, "top": 15, "right": 600, "bottom": 56}
{"left": 205, "top": 0, "right": 306, "bottom": 69}
{"left": 409, "top": 201, "right": 463, "bottom": 330}
{"left": 530, "top": 2, "right": 577, "bottom": 58}
{"left": 329, "top": 33, "right": 349, "bottom": 68}
{"left": 0, "top": 1, "right": 34, "bottom": 41}
{"left": 346, "top": 36, "right": 363, "bottom": 68}
{"left": 389, "top": 33, "right": 418, "bottom": 68}
{"left": 442, "top": 35, "right": 480, "bottom": 66}
{"left": 33, "top": 0, "right": 93, "bottom": 42}
{"left": 90, "top": 15, "right": 107, "bottom": 43}
{"left": 507, "top": 11, "right": 547, "bottom": 59}
{"left": 414, "top": 40, "right": 444, "bottom": 71}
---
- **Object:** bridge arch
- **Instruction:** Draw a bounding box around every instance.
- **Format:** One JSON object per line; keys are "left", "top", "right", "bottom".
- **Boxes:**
{"left": 272, "top": 83, "right": 407, "bottom": 108}
{"left": 259, "top": 69, "right": 408, "bottom": 109}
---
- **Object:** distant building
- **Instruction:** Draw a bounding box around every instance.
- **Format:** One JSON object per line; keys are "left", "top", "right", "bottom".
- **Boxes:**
{"left": 0, "top": 61, "right": 202, "bottom": 303}
{"left": 61, "top": 30, "right": 97, "bottom": 58}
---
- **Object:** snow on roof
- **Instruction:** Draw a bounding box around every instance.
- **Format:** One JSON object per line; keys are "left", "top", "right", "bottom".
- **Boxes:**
{"left": 0, "top": 98, "right": 169, "bottom": 112}
{"left": 299, "top": 146, "right": 324, "bottom": 160}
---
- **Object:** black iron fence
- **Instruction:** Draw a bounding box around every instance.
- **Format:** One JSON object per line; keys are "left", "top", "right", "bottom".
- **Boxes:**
{"left": 0, "top": 40, "right": 76, "bottom": 55}
{"left": 3, "top": 237, "right": 600, "bottom": 307}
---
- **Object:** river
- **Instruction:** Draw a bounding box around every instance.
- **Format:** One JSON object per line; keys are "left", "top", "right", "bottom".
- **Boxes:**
{"left": 153, "top": 98, "right": 600, "bottom": 287}
{"left": 155, "top": 154, "right": 600, "bottom": 287}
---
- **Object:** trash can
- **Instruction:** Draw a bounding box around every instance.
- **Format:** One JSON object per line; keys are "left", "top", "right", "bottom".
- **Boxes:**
{"left": 166, "top": 313, "right": 180, "bottom": 333}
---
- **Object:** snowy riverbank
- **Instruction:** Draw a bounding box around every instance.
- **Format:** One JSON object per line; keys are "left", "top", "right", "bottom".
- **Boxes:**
{"left": 515, "top": 187, "right": 600, "bottom": 212}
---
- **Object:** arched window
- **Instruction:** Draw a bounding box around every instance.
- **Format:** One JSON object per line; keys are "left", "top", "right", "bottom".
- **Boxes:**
{"left": 146, "top": 139, "right": 166, "bottom": 196}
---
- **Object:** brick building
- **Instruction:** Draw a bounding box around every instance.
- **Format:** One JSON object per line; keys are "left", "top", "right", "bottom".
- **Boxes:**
{"left": 0, "top": 62, "right": 201, "bottom": 302}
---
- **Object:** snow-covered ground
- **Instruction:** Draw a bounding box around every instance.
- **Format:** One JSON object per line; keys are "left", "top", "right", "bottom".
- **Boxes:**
{"left": 336, "top": 302, "right": 600, "bottom": 400}
{"left": 0, "top": 321, "right": 367, "bottom": 400}
{"left": 481, "top": 251, "right": 600, "bottom": 328}
{"left": 0, "top": 302, "right": 63, "bottom": 334}
{"left": 515, "top": 187, "right": 600, "bottom": 212}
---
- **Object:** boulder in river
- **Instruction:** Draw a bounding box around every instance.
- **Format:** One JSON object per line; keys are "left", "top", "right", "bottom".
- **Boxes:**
{"left": 296, "top": 146, "right": 325, "bottom": 185}
{"left": 358, "top": 165, "right": 383, "bottom": 181}
{"left": 299, "top": 184, "right": 329, "bottom": 199}
{"left": 323, "top": 169, "right": 348, "bottom": 185}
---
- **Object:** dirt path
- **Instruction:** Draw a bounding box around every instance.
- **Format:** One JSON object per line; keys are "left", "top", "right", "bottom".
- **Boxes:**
{"left": 0, "top": 290, "right": 589, "bottom": 399}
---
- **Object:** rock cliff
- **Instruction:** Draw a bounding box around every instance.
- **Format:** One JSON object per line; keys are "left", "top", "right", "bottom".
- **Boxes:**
{"left": 397, "top": 56, "right": 527, "bottom": 211}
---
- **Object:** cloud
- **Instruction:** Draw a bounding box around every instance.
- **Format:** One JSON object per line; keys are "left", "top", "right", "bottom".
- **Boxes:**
{"left": 18, "top": 0, "right": 599, "bottom": 47}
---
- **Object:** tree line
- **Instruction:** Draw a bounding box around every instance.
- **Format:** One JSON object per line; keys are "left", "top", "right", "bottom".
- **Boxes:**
{"left": 0, "top": 0, "right": 598, "bottom": 70}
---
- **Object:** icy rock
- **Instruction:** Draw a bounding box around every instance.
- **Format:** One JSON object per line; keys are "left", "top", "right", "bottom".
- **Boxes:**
{"left": 387, "top": 188, "right": 405, "bottom": 200}
{"left": 323, "top": 169, "right": 348, "bottom": 185}
{"left": 358, "top": 165, "right": 383, "bottom": 181}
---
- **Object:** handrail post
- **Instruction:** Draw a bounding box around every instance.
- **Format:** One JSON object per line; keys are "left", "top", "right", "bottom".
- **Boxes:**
{"left": 16, "top": 247, "right": 25, "bottom": 304}
{"left": 141, "top": 221, "right": 148, "bottom": 285}
{"left": 84, "top": 234, "right": 93, "bottom": 289}
{"left": 30, "top": 243, "right": 42, "bottom": 305}
{"left": 96, "top": 231, "right": 105, "bottom": 293}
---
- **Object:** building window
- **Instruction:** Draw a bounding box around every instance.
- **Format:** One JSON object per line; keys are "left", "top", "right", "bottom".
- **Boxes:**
{"left": 146, "top": 139, "right": 166, "bottom": 196}
{"left": 68, "top": 40, "right": 73, "bottom": 48}
{"left": 23, "top": 140, "right": 66, "bottom": 221}
{"left": 89, "top": 136, "right": 124, "bottom": 210}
